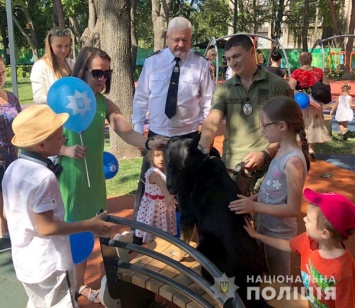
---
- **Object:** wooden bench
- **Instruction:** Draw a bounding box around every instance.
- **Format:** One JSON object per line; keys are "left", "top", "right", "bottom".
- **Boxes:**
{"left": 117, "top": 238, "right": 219, "bottom": 307}
{"left": 98, "top": 215, "right": 308, "bottom": 308}
{"left": 99, "top": 215, "right": 244, "bottom": 308}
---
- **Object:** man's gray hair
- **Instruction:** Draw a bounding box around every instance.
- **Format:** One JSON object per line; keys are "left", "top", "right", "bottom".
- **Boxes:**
{"left": 167, "top": 17, "right": 192, "bottom": 35}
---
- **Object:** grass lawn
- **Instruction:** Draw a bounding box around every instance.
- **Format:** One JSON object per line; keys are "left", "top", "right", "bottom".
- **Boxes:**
{"left": 4, "top": 75, "right": 33, "bottom": 105}
{"left": 4, "top": 76, "right": 355, "bottom": 197}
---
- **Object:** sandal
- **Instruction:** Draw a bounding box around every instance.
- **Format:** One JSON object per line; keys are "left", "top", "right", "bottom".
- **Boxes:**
{"left": 114, "top": 231, "right": 133, "bottom": 262}
{"left": 77, "top": 285, "right": 100, "bottom": 304}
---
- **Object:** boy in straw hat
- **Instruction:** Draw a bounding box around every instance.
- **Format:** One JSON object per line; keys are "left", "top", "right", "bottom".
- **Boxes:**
{"left": 244, "top": 188, "right": 355, "bottom": 307}
{"left": 2, "top": 105, "right": 115, "bottom": 308}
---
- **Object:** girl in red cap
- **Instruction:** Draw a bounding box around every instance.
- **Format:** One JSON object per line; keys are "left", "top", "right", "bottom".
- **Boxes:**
{"left": 244, "top": 188, "right": 355, "bottom": 307}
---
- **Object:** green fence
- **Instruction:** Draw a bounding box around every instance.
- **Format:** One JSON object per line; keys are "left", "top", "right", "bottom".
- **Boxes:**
{"left": 2, "top": 47, "right": 354, "bottom": 72}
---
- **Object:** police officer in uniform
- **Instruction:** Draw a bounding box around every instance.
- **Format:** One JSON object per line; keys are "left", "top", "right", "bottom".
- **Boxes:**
{"left": 132, "top": 17, "right": 215, "bottom": 242}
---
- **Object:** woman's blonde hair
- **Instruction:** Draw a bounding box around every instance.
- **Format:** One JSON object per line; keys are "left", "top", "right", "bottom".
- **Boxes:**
{"left": 42, "top": 27, "right": 72, "bottom": 78}
{"left": 206, "top": 48, "right": 217, "bottom": 59}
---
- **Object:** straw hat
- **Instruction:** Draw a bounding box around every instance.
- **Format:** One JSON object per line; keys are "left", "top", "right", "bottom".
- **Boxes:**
{"left": 12, "top": 105, "right": 69, "bottom": 147}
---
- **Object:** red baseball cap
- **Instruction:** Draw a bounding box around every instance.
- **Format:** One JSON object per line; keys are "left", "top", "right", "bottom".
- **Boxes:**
{"left": 304, "top": 188, "right": 355, "bottom": 238}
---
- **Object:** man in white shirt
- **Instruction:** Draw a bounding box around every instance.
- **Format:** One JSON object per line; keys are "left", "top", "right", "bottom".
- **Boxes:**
{"left": 132, "top": 17, "right": 214, "bottom": 137}
{"left": 132, "top": 17, "right": 214, "bottom": 236}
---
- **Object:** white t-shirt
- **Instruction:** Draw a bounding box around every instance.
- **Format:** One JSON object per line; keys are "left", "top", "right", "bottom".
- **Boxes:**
{"left": 2, "top": 158, "right": 73, "bottom": 283}
{"left": 132, "top": 48, "right": 214, "bottom": 136}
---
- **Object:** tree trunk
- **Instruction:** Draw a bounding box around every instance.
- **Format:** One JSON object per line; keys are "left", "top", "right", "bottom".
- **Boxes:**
{"left": 69, "top": 16, "right": 82, "bottom": 58}
{"left": 88, "top": 0, "right": 97, "bottom": 30}
{"left": 0, "top": 25, "right": 10, "bottom": 64}
{"left": 94, "top": 0, "right": 138, "bottom": 158}
{"left": 131, "top": 0, "right": 138, "bottom": 71}
{"left": 151, "top": 0, "right": 171, "bottom": 51}
{"left": 228, "top": 0, "right": 235, "bottom": 35}
{"left": 81, "top": 0, "right": 99, "bottom": 47}
{"left": 327, "top": 0, "right": 342, "bottom": 37}
{"left": 271, "top": 0, "right": 285, "bottom": 40}
{"left": 302, "top": 0, "right": 309, "bottom": 51}
{"left": 12, "top": 14, "right": 39, "bottom": 62}
{"left": 52, "top": 0, "right": 66, "bottom": 27}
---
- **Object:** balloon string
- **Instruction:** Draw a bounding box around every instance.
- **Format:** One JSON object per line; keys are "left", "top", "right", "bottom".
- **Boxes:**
{"left": 79, "top": 133, "right": 91, "bottom": 188}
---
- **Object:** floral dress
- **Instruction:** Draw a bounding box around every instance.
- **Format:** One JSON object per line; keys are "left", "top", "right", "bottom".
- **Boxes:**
{"left": 290, "top": 68, "right": 331, "bottom": 143}
{"left": 0, "top": 91, "right": 21, "bottom": 170}
{"left": 135, "top": 167, "right": 177, "bottom": 243}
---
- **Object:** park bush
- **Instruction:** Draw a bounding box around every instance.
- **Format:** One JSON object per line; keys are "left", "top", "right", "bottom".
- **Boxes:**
{"left": 17, "top": 66, "right": 26, "bottom": 78}
{"left": 5, "top": 66, "right": 11, "bottom": 77}
{"left": 5, "top": 65, "right": 33, "bottom": 78}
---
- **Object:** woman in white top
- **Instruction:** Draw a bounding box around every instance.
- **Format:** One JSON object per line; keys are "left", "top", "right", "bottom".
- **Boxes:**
{"left": 30, "top": 28, "right": 75, "bottom": 104}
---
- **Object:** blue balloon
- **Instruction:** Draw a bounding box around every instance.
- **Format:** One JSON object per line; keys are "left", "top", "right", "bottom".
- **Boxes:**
{"left": 294, "top": 92, "right": 310, "bottom": 110}
{"left": 103, "top": 152, "right": 119, "bottom": 180}
{"left": 47, "top": 77, "right": 97, "bottom": 133}
{"left": 69, "top": 231, "right": 95, "bottom": 264}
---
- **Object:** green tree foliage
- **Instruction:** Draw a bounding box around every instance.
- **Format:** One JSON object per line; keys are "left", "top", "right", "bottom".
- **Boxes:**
{"left": 136, "top": 0, "right": 153, "bottom": 48}
{"left": 62, "top": 0, "right": 88, "bottom": 33}
{"left": 191, "top": 0, "right": 231, "bottom": 45}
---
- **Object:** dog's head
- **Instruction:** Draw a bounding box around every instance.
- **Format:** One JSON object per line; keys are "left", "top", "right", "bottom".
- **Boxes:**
{"left": 164, "top": 134, "right": 206, "bottom": 194}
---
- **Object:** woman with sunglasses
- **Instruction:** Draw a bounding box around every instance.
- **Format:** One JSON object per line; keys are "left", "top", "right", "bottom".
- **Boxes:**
{"left": 30, "top": 27, "right": 74, "bottom": 104}
{"left": 58, "top": 46, "right": 166, "bottom": 304}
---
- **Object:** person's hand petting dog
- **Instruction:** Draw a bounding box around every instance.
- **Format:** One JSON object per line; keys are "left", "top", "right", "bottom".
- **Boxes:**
{"left": 148, "top": 136, "right": 169, "bottom": 150}
{"left": 229, "top": 193, "right": 258, "bottom": 214}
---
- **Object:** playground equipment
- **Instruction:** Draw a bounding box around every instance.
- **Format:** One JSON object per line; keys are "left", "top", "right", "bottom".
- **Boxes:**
{"left": 203, "top": 33, "right": 291, "bottom": 85}
{"left": 311, "top": 34, "right": 355, "bottom": 73}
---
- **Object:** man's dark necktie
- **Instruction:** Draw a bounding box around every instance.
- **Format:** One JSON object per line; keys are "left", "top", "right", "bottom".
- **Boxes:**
{"left": 165, "top": 57, "right": 181, "bottom": 119}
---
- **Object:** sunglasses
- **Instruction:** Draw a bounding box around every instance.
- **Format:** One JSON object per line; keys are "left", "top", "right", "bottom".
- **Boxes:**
{"left": 50, "top": 28, "right": 71, "bottom": 36}
{"left": 87, "top": 69, "right": 113, "bottom": 80}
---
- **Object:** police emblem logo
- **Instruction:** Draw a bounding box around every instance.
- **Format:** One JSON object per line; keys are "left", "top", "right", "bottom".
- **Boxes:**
{"left": 243, "top": 103, "right": 253, "bottom": 115}
{"left": 174, "top": 66, "right": 179, "bottom": 73}
{"left": 220, "top": 281, "right": 229, "bottom": 294}
{"left": 210, "top": 273, "right": 239, "bottom": 302}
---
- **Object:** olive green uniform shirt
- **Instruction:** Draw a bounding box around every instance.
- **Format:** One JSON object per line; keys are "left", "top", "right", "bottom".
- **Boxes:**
{"left": 212, "top": 66, "right": 292, "bottom": 169}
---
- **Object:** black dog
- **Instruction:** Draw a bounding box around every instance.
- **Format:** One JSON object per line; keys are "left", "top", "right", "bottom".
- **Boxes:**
{"left": 164, "top": 135, "right": 270, "bottom": 307}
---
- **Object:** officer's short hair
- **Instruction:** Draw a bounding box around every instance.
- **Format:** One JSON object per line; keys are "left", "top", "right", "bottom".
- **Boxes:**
{"left": 225, "top": 35, "right": 254, "bottom": 52}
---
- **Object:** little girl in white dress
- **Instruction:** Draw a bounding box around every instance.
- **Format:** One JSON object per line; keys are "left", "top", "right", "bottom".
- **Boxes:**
{"left": 134, "top": 149, "right": 177, "bottom": 244}
{"left": 330, "top": 84, "right": 354, "bottom": 140}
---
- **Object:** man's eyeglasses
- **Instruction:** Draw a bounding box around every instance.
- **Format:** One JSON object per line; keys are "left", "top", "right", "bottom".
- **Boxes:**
{"left": 50, "top": 28, "right": 71, "bottom": 37}
{"left": 86, "top": 69, "right": 113, "bottom": 80}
